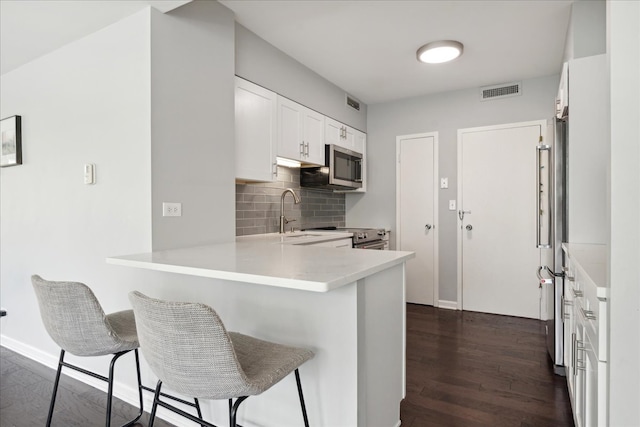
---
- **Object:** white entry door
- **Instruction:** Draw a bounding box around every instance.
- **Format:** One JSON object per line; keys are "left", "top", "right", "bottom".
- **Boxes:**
{"left": 458, "top": 121, "right": 543, "bottom": 319}
{"left": 397, "top": 133, "right": 438, "bottom": 305}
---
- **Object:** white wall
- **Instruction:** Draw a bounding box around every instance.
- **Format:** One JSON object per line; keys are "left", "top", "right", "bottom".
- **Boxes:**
{"left": 607, "top": 0, "right": 640, "bottom": 424}
{"left": 0, "top": 6, "right": 153, "bottom": 372}
{"left": 235, "top": 24, "right": 367, "bottom": 132}
{"left": 348, "top": 75, "right": 558, "bottom": 302}
{"left": 566, "top": 54, "right": 608, "bottom": 244}
{"left": 0, "top": 3, "right": 238, "bottom": 423}
{"left": 563, "top": 0, "right": 606, "bottom": 62}
{"left": 150, "top": 1, "right": 236, "bottom": 250}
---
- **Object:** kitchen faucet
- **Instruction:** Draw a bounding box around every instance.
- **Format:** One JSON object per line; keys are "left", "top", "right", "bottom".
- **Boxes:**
{"left": 280, "top": 188, "right": 301, "bottom": 233}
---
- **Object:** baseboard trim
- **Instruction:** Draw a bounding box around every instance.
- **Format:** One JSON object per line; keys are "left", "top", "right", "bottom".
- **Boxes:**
{"left": 438, "top": 300, "right": 459, "bottom": 310}
{"left": 0, "top": 335, "right": 189, "bottom": 427}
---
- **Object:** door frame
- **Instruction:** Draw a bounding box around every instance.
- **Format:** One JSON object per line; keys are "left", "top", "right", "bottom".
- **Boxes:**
{"left": 395, "top": 132, "right": 439, "bottom": 306}
{"left": 456, "top": 120, "right": 546, "bottom": 310}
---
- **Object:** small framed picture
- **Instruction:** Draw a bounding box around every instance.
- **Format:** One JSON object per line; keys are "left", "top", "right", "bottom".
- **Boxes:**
{"left": 1, "top": 115, "right": 22, "bottom": 167}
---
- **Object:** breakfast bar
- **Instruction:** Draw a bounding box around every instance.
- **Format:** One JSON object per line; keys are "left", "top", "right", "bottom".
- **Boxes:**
{"left": 107, "top": 237, "right": 414, "bottom": 427}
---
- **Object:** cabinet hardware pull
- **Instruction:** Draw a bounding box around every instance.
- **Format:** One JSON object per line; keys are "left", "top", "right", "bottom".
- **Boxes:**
{"left": 580, "top": 308, "right": 596, "bottom": 321}
{"left": 567, "top": 275, "right": 575, "bottom": 282}
{"left": 571, "top": 288, "right": 583, "bottom": 298}
{"left": 300, "top": 141, "right": 305, "bottom": 157}
{"left": 562, "top": 296, "right": 571, "bottom": 320}
{"left": 273, "top": 162, "right": 278, "bottom": 178}
{"left": 572, "top": 333, "right": 577, "bottom": 376}
{"left": 305, "top": 142, "right": 310, "bottom": 156}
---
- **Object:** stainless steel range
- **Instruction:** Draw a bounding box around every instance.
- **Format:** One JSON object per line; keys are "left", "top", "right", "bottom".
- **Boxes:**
{"left": 305, "top": 227, "right": 387, "bottom": 249}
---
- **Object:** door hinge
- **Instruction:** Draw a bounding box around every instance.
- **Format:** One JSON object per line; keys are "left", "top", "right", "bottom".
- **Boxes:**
{"left": 539, "top": 135, "right": 543, "bottom": 142}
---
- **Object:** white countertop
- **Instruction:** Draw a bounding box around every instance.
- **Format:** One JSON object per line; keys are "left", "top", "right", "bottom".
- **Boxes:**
{"left": 107, "top": 234, "right": 415, "bottom": 292}
{"left": 562, "top": 242, "right": 608, "bottom": 297}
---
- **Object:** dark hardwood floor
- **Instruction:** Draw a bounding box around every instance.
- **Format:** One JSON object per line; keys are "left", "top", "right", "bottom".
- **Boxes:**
{"left": 401, "top": 304, "right": 574, "bottom": 427}
{"left": 1, "top": 305, "right": 574, "bottom": 427}
{"left": 0, "top": 346, "right": 174, "bottom": 427}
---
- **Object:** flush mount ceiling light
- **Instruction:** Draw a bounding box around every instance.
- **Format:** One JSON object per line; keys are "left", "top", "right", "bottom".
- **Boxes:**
{"left": 416, "top": 40, "right": 464, "bottom": 64}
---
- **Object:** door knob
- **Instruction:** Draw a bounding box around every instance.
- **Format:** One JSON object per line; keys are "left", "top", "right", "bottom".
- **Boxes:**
{"left": 466, "top": 224, "right": 473, "bottom": 231}
{"left": 425, "top": 224, "right": 432, "bottom": 230}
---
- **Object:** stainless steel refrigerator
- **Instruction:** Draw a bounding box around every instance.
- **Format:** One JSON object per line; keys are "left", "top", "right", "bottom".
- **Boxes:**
{"left": 537, "top": 117, "right": 568, "bottom": 376}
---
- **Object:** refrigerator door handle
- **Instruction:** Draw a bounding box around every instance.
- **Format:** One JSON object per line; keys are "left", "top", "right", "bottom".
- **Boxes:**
{"left": 536, "top": 144, "right": 552, "bottom": 248}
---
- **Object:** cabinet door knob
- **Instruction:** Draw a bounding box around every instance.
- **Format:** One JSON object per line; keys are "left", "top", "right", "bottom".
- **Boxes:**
{"left": 466, "top": 224, "right": 473, "bottom": 231}
{"left": 425, "top": 224, "right": 432, "bottom": 230}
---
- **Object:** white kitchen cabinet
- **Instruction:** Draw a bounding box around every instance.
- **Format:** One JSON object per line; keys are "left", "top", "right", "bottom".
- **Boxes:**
{"left": 277, "top": 96, "right": 324, "bottom": 165}
{"left": 563, "top": 269, "right": 576, "bottom": 398}
{"left": 327, "top": 116, "right": 367, "bottom": 193}
{"left": 235, "top": 77, "right": 277, "bottom": 182}
{"left": 353, "top": 129, "right": 366, "bottom": 155}
{"left": 325, "top": 116, "right": 366, "bottom": 154}
{"left": 325, "top": 116, "right": 347, "bottom": 148}
{"left": 556, "top": 61, "right": 568, "bottom": 119}
{"left": 562, "top": 243, "right": 608, "bottom": 427}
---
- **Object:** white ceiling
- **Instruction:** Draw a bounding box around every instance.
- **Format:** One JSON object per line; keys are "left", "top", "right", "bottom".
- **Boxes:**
{"left": 0, "top": 0, "right": 190, "bottom": 75}
{"left": 1, "top": 0, "right": 573, "bottom": 105}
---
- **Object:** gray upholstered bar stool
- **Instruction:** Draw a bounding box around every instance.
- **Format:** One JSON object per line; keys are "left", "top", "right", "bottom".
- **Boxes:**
{"left": 128, "top": 290, "right": 315, "bottom": 427}
{"left": 31, "top": 275, "right": 152, "bottom": 427}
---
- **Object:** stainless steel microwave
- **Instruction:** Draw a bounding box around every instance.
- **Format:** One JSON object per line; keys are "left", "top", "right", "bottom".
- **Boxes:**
{"left": 300, "top": 145, "right": 363, "bottom": 190}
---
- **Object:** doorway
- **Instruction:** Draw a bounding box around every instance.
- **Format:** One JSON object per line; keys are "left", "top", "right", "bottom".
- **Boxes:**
{"left": 396, "top": 132, "right": 439, "bottom": 306}
{"left": 457, "top": 121, "right": 544, "bottom": 319}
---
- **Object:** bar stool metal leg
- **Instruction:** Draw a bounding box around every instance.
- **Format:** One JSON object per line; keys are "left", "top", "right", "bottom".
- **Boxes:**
{"left": 230, "top": 396, "right": 248, "bottom": 427}
{"left": 45, "top": 349, "right": 66, "bottom": 427}
{"left": 295, "top": 369, "right": 310, "bottom": 427}
{"left": 123, "top": 349, "right": 145, "bottom": 427}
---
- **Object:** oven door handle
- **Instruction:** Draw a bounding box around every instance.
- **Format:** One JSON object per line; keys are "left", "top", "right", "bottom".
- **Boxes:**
{"left": 356, "top": 241, "right": 386, "bottom": 250}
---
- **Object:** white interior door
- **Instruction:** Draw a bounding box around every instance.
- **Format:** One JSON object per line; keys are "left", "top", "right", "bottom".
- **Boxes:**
{"left": 458, "top": 122, "right": 543, "bottom": 319}
{"left": 397, "top": 133, "right": 438, "bottom": 306}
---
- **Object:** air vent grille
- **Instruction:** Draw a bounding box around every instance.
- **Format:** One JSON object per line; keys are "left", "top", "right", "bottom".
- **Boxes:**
{"left": 480, "top": 82, "right": 522, "bottom": 101}
{"left": 346, "top": 95, "right": 361, "bottom": 111}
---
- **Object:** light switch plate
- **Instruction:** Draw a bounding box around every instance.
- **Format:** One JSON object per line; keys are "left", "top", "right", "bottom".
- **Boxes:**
{"left": 83, "top": 163, "right": 96, "bottom": 185}
{"left": 449, "top": 200, "right": 456, "bottom": 211}
{"left": 163, "top": 202, "right": 182, "bottom": 217}
{"left": 440, "top": 177, "right": 449, "bottom": 189}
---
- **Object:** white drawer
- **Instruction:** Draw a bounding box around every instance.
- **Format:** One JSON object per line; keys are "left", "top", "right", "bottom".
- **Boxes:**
{"left": 564, "top": 244, "right": 608, "bottom": 362}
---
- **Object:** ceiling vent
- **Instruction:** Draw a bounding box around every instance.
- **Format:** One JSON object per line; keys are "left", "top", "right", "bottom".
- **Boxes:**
{"left": 480, "top": 82, "right": 522, "bottom": 101}
{"left": 346, "top": 95, "right": 361, "bottom": 111}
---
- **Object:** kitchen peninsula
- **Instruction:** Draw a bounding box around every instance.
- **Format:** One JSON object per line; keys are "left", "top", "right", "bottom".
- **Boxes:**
{"left": 107, "top": 235, "right": 415, "bottom": 427}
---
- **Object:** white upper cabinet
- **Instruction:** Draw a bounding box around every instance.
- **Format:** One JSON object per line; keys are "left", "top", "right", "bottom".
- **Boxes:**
{"left": 325, "top": 116, "right": 367, "bottom": 192}
{"left": 325, "top": 116, "right": 365, "bottom": 154}
{"left": 277, "top": 96, "right": 325, "bottom": 165}
{"left": 353, "top": 128, "right": 366, "bottom": 154}
{"left": 235, "top": 77, "right": 277, "bottom": 182}
{"left": 556, "top": 62, "right": 569, "bottom": 120}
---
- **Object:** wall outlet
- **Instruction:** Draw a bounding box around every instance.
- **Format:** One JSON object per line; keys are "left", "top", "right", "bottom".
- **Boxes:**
{"left": 163, "top": 202, "right": 182, "bottom": 217}
{"left": 449, "top": 200, "right": 456, "bottom": 211}
{"left": 440, "top": 177, "right": 449, "bottom": 189}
